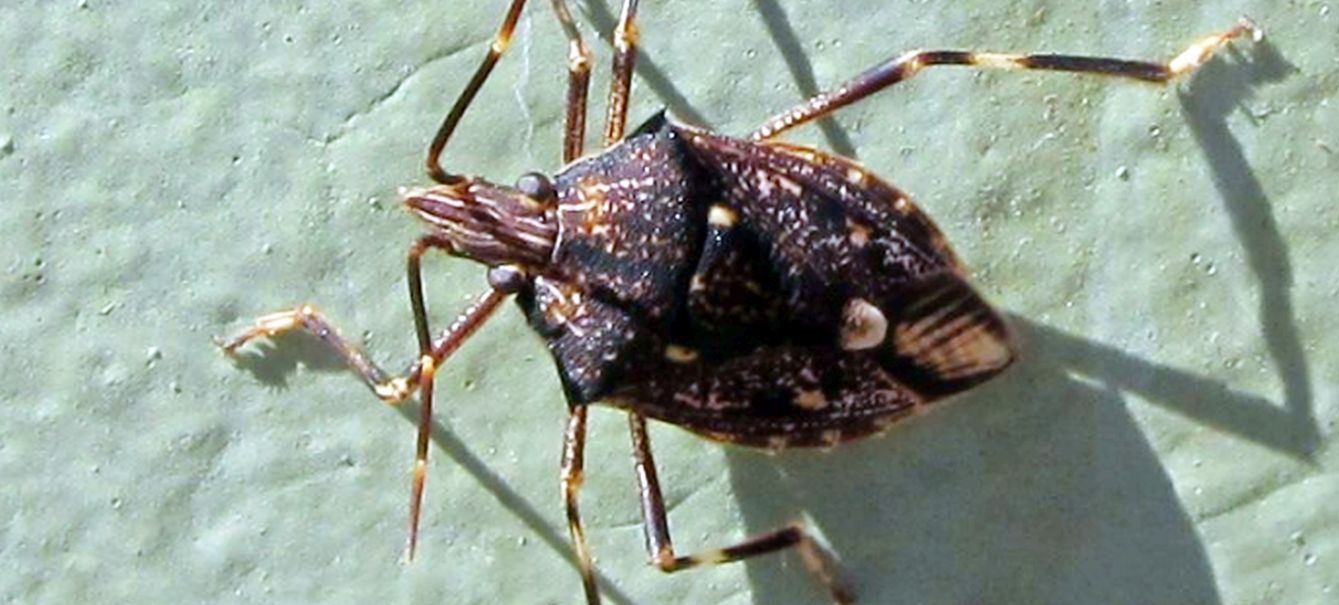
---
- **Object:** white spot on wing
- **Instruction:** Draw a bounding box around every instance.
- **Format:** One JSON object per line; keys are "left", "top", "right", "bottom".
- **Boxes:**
{"left": 776, "top": 175, "right": 803, "bottom": 196}
{"left": 840, "top": 298, "right": 888, "bottom": 351}
{"left": 846, "top": 219, "right": 871, "bottom": 247}
{"left": 845, "top": 167, "right": 867, "bottom": 185}
{"left": 793, "top": 389, "right": 828, "bottom": 410}
{"left": 707, "top": 203, "right": 738, "bottom": 227}
{"left": 664, "top": 344, "right": 700, "bottom": 364}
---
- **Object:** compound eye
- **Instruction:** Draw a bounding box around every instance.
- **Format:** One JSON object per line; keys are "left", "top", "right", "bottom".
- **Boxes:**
{"left": 515, "top": 172, "right": 556, "bottom": 203}
{"left": 487, "top": 264, "right": 529, "bottom": 294}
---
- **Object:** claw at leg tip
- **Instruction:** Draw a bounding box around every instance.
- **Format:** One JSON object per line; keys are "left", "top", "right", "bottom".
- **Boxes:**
{"left": 1238, "top": 16, "right": 1264, "bottom": 42}
{"left": 214, "top": 334, "right": 246, "bottom": 356}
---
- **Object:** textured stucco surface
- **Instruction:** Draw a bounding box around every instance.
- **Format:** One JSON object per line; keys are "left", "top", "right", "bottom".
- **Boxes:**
{"left": 2, "top": 1, "right": 1336, "bottom": 603}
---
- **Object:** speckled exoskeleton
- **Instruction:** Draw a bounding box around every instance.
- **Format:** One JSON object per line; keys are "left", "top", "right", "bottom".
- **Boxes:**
{"left": 220, "top": 2, "right": 1260, "bottom": 602}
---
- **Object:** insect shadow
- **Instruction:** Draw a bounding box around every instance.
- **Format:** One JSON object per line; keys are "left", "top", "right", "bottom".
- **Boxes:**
{"left": 722, "top": 34, "right": 1312, "bottom": 605}
{"left": 748, "top": 0, "right": 859, "bottom": 158}
{"left": 226, "top": 332, "right": 352, "bottom": 388}
{"left": 1178, "top": 37, "right": 1312, "bottom": 444}
{"left": 579, "top": 0, "right": 858, "bottom": 158}
{"left": 727, "top": 313, "right": 1318, "bottom": 604}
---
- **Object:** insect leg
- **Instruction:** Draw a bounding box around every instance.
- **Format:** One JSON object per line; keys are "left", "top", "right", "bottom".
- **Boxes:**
{"left": 219, "top": 236, "right": 509, "bottom": 559}
{"left": 402, "top": 233, "right": 511, "bottom": 560}
{"left": 602, "top": 0, "right": 641, "bottom": 144}
{"left": 752, "top": 18, "right": 1262, "bottom": 140}
{"left": 406, "top": 234, "right": 451, "bottom": 353}
{"left": 562, "top": 405, "right": 601, "bottom": 605}
{"left": 628, "top": 415, "right": 856, "bottom": 604}
{"left": 218, "top": 304, "right": 397, "bottom": 397}
{"left": 551, "top": 0, "right": 592, "bottom": 162}
{"left": 425, "top": 0, "right": 530, "bottom": 184}
{"left": 219, "top": 237, "right": 506, "bottom": 404}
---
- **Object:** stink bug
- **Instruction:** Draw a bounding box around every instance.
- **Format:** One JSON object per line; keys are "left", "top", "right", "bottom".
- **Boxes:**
{"left": 219, "top": 2, "right": 1261, "bottom": 603}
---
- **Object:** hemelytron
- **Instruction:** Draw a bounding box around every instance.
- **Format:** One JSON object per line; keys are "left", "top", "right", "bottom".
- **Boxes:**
{"left": 220, "top": 3, "right": 1260, "bottom": 602}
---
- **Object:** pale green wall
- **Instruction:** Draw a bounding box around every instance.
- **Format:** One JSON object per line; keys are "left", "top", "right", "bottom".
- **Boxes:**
{"left": 2, "top": 1, "right": 1334, "bottom": 603}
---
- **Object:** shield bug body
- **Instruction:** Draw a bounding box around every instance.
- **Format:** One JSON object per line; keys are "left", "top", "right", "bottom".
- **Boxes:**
{"left": 220, "top": 2, "right": 1260, "bottom": 602}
